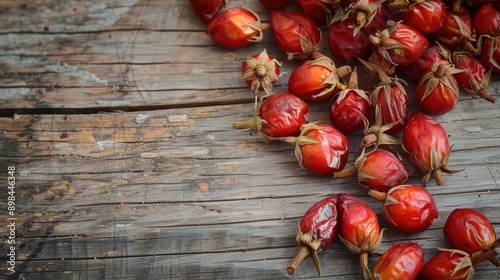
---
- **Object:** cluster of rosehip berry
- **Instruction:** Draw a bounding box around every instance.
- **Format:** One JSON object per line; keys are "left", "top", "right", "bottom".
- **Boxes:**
{"left": 190, "top": 0, "right": 499, "bottom": 279}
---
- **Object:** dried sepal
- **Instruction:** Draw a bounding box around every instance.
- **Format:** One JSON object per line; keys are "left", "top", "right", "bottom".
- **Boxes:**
{"left": 439, "top": 248, "right": 475, "bottom": 280}
{"left": 287, "top": 230, "right": 323, "bottom": 276}
{"left": 435, "top": 15, "right": 478, "bottom": 55}
{"left": 293, "top": 123, "right": 322, "bottom": 170}
{"left": 360, "top": 105, "right": 402, "bottom": 151}
{"left": 417, "top": 63, "right": 464, "bottom": 101}
{"left": 242, "top": 8, "right": 265, "bottom": 43}
{"left": 368, "top": 52, "right": 396, "bottom": 75}
{"left": 309, "top": 56, "right": 352, "bottom": 99}
{"left": 335, "top": 68, "right": 371, "bottom": 104}
{"left": 231, "top": 95, "right": 287, "bottom": 142}
{"left": 412, "top": 146, "right": 463, "bottom": 186}
{"left": 288, "top": 30, "right": 324, "bottom": 60}
{"left": 240, "top": 49, "right": 282, "bottom": 95}
{"left": 369, "top": 21, "right": 407, "bottom": 66}
{"left": 358, "top": 58, "right": 405, "bottom": 102}
{"left": 343, "top": 0, "right": 385, "bottom": 36}
{"left": 388, "top": 0, "right": 410, "bottom": 12}
{"left": 463, "top": 68, "right": 496, "bottom": 103}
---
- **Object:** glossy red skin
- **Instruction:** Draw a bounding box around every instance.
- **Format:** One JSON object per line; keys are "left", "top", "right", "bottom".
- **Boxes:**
{"left": 420, "top": 249, "right": 474, "bottom": 280}
{"left": 270, "top": 10, "right": 321, "bottom": 55}
{"left": 329, "top": 90, "right": 370, "bottom": 135}
{"left": 259, "top": 93, "right": 309, "bottom": 137}
{"left": 189, "top": 0, "right": 225, "bottom": 25}
{"left": 432, "top": 7, "right": 473, "bottom": 50}
{"left": 383, "top": 185, "right": 438, "bottom": 233}
{"left": 416, "top": 68, "right": 459, "bottom": 115}
{"left": 338, "top": 194, "right": 380, "bottom": 249}
{"left": 259, "top": 0, "right": 291, "bottom": 9}
{"left": 357, "top": 150, "right": 410, "bottom": 192}
{"left": 371, "top": 243, "right": 424, "bottom": 280}
{"left": 400, "top": 44, "right": 450, "bottom": 82}
{"left": 453, "top": 52, "right": 488, "bottom": 92}
{"left": 404, "top": 0, "right": 446, "bottom": 34}
{"left": 206, "top": 7, "right": 260, "bottom": 49}
{"left": 373, "top": 85, "right": 408, "bottom": 134}
{"left": 289, "top": 60, "right": 335, "bottom": 102}
{"left": 328, "top": 19, "right": 371, "bottom": 62}
{"left": 473, "top": 4, "right": 500, "bottom": 36}
{"left": 241, "top": 53, "right": 280, "bottom": 90}
{"left": 295, "top": 0, "right": 327, "bottom": 24}
{"left": 444, "top": 208, "right": 497, "bottom": 255}
{"left": 402, "top": 112, "right": 449, "bottom": 172}
{"left": 377, "top": 22, "right": 429, "bottom": 66}
{"left": 299, "top": 194, "right": 340, "bottom": 250}
{"left": 299, "top": 124, "right": 349, "bottom": 175}
{"left": 480, "top": 36, "right": 500, "bottom": 74}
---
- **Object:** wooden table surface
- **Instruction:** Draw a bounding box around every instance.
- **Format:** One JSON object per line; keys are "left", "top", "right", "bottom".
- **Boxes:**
{"left": 1, "top": 1, "right": 499, "bottom": 279}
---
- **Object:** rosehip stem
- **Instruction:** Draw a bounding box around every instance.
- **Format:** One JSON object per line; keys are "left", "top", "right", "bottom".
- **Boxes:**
{"left": 287, "top": 245, "right": 310, "bottom": 275}
{"left": 471, "top": 248, "right": 499, "bottom": 266}
{"left": 360, "top": 252, "right": 372, "bottom": 280}
{"left": 232, "top": 118, "right": 258, "bottom": 130}
{"left": 260, "top": 22, "right": 272, "bottom": 31}
{"left": 432, "top": 168, "right": 445, "bottom": 186}
{"left": 368, "top": 189, "right": 387, "bottom": 203}
{"left": 333, "top": 167, "right": 358, "bottom": 178}
{"left": 477, "top": 88, "right": 496, "bottom": 104}
{"left": 279, "top": 136, "right": 298, "bottom": 145}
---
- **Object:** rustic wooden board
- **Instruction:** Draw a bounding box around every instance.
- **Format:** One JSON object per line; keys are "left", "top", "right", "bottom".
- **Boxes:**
{"left": 0, "top": 0, "right": 499, "bottom": 279}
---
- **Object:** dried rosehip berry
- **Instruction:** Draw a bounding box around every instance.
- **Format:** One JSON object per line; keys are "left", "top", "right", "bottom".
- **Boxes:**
{"left": 288, "top": 55, "right": 351, "bottom": 102}
{"left": 287, "top": 194, "right": 340, "bottom": 276}
{"left": 370, "top": 20, "right": 428, "bottom": 66}
{"left": 415, "top": 63, "right": 463, "bottom": 115}
{"left": 338, "top": 193, "right": 383, "bottom": 279}
{"left": 241, "top": 49, "right": 281, "bottom": 95}
{"left": 206, "top": 7, "right": 264, "bottom": 49}
{"left": 336, "top": 149, "right": 410, "bottom": 193}
{"left": 295, "top": 0, "right": 328, "bottom": 24}
{"left": 371, "top": 243, "right": 424, "bottom": 280}
{"left": 402, "top": 112, "right": 461, "bottom": 185}
{"left": 444, "top": 208, "right": 500, "bottom": 265}
{"left": 232, "top": 93, "right": 309, "bottom": 140}
{"left": 399, "top": 44, "right": 451, "bottom": 82}
{"left": 431, "top": 6, "right": 476, "bottom": 54}
{"left": 328, "top": 18, "right": 371, "bottom": 62}
{"left": 328, "top": 68, "right": 371, "bottom": 135}
{"left": 421, "top": 248, "right": 475, "bottom": 280}
{"left": 189, "top": 0, "right": 226, "bottom": 25}
{"left": 473, "top": 4, "right": 500, "bottom": 36}
{"left": 369, "top": 185, "right": 438, "bottom": 233}
{"left": 284, "top": 123, "right": 349, "bottom": 175}
{"left": 270, "top": 10, "right": 322, "bottom": 60}
{"left": 451, "top": 50, "right": 496, "bottom": 103}
{"left": 480, "top": 35, "right": 500, "bottom": 74}
{"left": 404, "top": 0, "right": 447, "bottom": 34}
{"left": 360, "top": 59, "right": 409, "bottom": 135}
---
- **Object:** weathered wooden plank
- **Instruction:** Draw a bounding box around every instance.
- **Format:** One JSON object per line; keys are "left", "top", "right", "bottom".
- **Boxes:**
{"left": 1, "top": 0, "right": 500, "bottom": 279}
{"left": 1, "top": 101, "right": 499, "bottom": 279}
{"left": 0, "top": 0, "right": 274, "bottom": 33}
{"left": 0, "top": 0, "right": 497, "bottom": 112}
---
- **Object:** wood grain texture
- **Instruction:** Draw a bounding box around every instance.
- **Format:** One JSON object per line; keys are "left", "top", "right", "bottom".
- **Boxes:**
{"left": 0, "top": 0, "right": 499, "bottom": 279}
